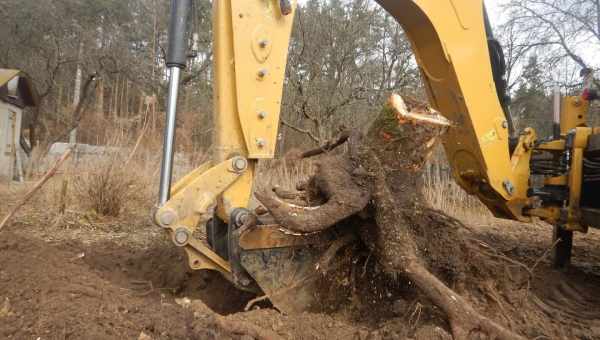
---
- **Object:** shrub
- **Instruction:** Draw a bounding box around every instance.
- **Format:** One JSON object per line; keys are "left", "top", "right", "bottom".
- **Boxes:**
{"left": 73, "top": 157, "right": 138, "bottom": 217}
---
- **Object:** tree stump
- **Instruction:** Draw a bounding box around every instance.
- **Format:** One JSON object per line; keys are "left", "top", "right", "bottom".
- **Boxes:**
{"left": 256, "top": 95, "right": 525, "bottom": 340}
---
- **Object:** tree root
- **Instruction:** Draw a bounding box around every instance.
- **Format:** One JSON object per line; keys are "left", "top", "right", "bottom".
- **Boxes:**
{"left": 214, "top": 315, "right": 283, "bottom": 340}
{"left": 255, "top": 155, "right": 370, "bottom": 233}
{"left": 404, "top": 260, "right": 525, "bottom": 340}
{"left": 258, "top": 95, "right": 526, "bottom": 339}
{"left": 316, "top": 233, "right": 357, "bottom": 274}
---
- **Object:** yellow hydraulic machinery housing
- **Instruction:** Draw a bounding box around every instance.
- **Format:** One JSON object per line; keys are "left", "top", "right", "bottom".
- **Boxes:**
{"left": 154, "top": 0, "right": 600, "bottom": 298}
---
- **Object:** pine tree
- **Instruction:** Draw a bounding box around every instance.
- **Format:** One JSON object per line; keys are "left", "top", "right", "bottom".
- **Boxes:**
{"left": 511, "top": 55, "right": 553, "bottom": 137}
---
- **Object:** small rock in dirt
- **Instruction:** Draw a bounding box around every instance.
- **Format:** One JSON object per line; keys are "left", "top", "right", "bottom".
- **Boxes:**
{"left": 0, "top": 297, "right": 13, "bottom": 317}
{"left": 189, "top": 299, "right": 214, "bottom": 319}
{"left": 138, "top": 331, "right": 153, "bottom": 340}
{"left": 369, "top": 331, "right": 382, "bottom": 340}
{"left": 70, "top": 252, "right": 85, "bottom": 261}
{"left": 414, "top": 325, "right": 451, "bottom": 340}
{"left": 392, "top": 298, "right": 407, "bottom": 315}
{"left": 591, "top": 326, "right": 600, "bottom": 333}
{"left": 175, "top": 297, "right": 192, "bottom": 308}
{"left": 271, "top": 319, "right": 284, "bottom": 331}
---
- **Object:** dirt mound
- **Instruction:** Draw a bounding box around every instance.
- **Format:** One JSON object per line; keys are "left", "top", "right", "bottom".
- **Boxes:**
{"left": 0, "top": 230, "right": 367, "bottom": 340}
{"left": 3, "top": 221, "right": 600, "bottom": 340}
{"left": 3, "top": 183, "right": 600, "bottom": 339}
{"left": 0, "top": 231, "right": 194, "bottom": 339}
{"left": 75, "top": 240, "right": 254, "bottom": 315}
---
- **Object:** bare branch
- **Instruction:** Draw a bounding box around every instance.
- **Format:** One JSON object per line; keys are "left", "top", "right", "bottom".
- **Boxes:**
{"left": 281, "top": 119, "right": 320, "bottom": 143}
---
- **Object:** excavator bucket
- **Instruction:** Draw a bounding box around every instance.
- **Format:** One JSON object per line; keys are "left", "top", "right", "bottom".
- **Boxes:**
{"left": 240, "top": 246, "right": 326, "bottom": 314}
{"left": 215, "top": 221, "right": 342, "bottom": 314}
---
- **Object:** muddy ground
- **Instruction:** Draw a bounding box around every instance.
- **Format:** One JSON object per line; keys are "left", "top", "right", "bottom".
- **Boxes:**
{"left": 1, "top": 186, "right": 600, "bottom": 340}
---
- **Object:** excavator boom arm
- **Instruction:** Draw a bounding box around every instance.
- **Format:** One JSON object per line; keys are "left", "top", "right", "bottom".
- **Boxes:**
{"left": 210, "top": 0, "right": 532, "bottom": 222}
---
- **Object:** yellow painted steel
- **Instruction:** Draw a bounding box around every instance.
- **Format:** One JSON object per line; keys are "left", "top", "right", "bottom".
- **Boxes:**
{"left": 230, "top": 0, "right": 296, "bottom": 158}
{"left": 528, "top": 99, "right": 592, "bottom": 228}
{"left": 566, "top": 147, "right": 585, "bottom": 232}
{"left": 170, "top": 161, "right": 213, "bottom": 196}
{"left": 212, "top": 0, "right": 295, "bottom": 222}
{"left": 376, "top": 0, "right": 532, "bottom": 220}
{"left": 507, "top": 129, "right": 536, "bottom": 218}
{"left": 212, "top": 0, "right": 248, "bottom": 164}
{"left": 216, "top": 165, "right": 255, "bottom": 221}
{"left": 553, "top": 96, "right": 591, "bottom": 230}
{"left": 212, "top": 0, "right": 254, "bottom": 222}
{"left": 527, "top": 94, "right": 593, "bottom": 229}
{"left": 154, "top": 158, "right": 246, "bottom": 275}
{"left": 160, "top": 159, "right": 243, "bottom": 226}
{"left": 537, "top": 140, "right": 565, "bottom": 151}
{"left": 212, "top": 0, "right": 296, "bottom": 160}
{"left": 545, "top": 176, "right": 568, "bottom": 186}
{"left": 561, "top": 96, "right": 589, "bottom": 135}
{"left": 564, "top": 127, "right": 593, "bottom": 231}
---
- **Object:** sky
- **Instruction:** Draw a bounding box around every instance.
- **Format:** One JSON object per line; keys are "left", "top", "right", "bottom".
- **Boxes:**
{"left": 292, "top": 0, "right": 596, "bottom": 87}
{"left": 486, "top": 0, "right": 503, "bottom": 14}
{"left": 294, "top": 0, "right": 509, "bottom": 25}
{"left": 485, "top": 0, "right": 508, "bottom": 26}
{"left": 296, "top": 0, "right": 504, "bottom": 9}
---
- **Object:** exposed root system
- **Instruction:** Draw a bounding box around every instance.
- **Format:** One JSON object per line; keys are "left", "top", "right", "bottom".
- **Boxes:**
{"left": 258, "top": 95, "right": 525, "bottom": 339}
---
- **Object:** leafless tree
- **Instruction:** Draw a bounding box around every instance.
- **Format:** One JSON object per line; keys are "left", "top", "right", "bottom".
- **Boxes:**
{"left": 280, "top": 0, "right": 419, "bottom": 148}
{"left": 504, "top": 0, "right": 600, "bottom": 89}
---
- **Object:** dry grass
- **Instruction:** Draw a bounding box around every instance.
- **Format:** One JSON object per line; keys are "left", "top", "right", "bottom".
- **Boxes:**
{"left": 72, "top": 157, "right": 139, "bottom": 217}
{"left": 28, "top": 154, "right": 156, "bottom": 219}
{"left": 14, "top": 120, "right": 492, "bottom": 226}
{"left": 255, "top": 158, "right": 316, "bottom": 192}
{"left": 23, "top": 126, "right": 188, "bottom": 219}
{"left": 422, "top": 164, "right": 496, "bottom": 224}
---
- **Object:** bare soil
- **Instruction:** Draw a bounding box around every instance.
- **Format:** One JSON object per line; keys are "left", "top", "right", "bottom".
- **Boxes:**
{"left": 2, "top": 186, "right": 600, "bottom": 339}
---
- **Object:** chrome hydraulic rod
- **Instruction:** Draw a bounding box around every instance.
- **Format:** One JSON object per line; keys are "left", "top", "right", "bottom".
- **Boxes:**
{"left": 158, "top": 0, "right": 192, "bottom": 205}
{"left": 159, "top": 67, "right": 182, "bottom": 205}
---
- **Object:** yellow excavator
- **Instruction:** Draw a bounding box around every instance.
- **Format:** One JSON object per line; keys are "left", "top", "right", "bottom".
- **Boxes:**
{"left": 154, "top": 0, "right": 600, "bottom": 311}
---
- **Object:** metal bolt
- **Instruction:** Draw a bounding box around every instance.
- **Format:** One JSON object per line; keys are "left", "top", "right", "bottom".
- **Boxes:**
{"left": 256, "top": 138, "right": 266, "bottom": 148}
{"left": 158, "top": 210, "right": 177, "bottom": 226}
{"left": 501, "top": 121, "right": 508, "bottom": 129}
{"left": 258, "top": 39, "right": 269, "bottom": 49}
{"left": 258, "top": 111, "right": 267, "bottom": 119}
{"left": 234, "top": 211, "right": 250, "bottom": 227}
{"left": 174, "top": 227, "right": 190, "bottom": 246}
{"left": 257, "top": 68, "right": 268, "bottom": 78}
{"left": 232, "top": 157, "right": 248, "bottom": 172}
{"left": 503, "top": 180, "right": 515, "bottom": 196}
